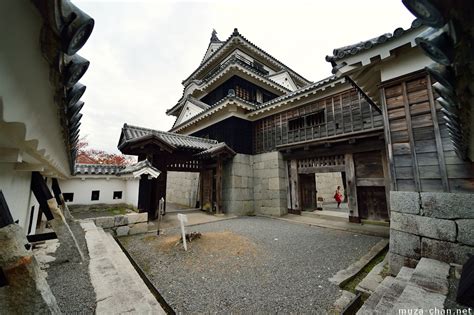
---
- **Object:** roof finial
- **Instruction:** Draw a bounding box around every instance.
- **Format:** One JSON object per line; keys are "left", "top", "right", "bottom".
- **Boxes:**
{"left": 232, "top": 28, "right": 239, "bottom": 36}
{"left": 210, "top": 29, "right": 220, "bottom": 42}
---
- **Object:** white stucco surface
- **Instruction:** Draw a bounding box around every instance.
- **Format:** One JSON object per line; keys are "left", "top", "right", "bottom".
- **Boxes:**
{"left": 268, "top": 71, "right": 298, "bottom": 91}
{"left": 175, "top": 101, "right": 205, "bottom": 126}
{"left": 380, "top": 49, "right": 432, "bottom": 82}
{"left": 59, "top": 177, "right": 139, "bottom": 207}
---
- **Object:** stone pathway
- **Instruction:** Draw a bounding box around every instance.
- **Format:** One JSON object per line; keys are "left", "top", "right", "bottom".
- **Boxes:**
{"left": 80, "top": 221, "right": 165, "bottom": 314}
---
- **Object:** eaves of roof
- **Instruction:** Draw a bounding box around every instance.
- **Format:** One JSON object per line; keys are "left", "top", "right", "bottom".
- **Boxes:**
{"left": 325, "top": 19, "right": 423, "bottom": 63}
{"left": 169, "top": 96, "right": 256, "bottom": 133}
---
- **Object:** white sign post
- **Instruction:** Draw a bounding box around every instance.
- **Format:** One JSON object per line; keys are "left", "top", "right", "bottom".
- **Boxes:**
{"left": 177, "top": 213, "right": 188, "bottom": 251}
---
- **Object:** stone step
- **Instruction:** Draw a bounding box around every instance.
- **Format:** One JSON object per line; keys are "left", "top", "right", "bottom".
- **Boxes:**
{"left": 372, "top": 277, "right": 411, "bottom": 314}
{"left": 408, "top": 257, "right": 450, "bottom": 295}
{"left": 81, "top": 222, "right": 165, "bottom": 314}
{"left": 356, "top": 256, "right": 388, "bottom": 296}
{"left": 395, "top": 266, "right": 414, "bottom": 282}
{"left": 300, "top": 210, "right": 348, "bottom": 222}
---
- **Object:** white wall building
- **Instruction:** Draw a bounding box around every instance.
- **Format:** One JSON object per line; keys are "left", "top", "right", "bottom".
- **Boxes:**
{"left": 59, "top": 160, "right": 160, "bottom": 207}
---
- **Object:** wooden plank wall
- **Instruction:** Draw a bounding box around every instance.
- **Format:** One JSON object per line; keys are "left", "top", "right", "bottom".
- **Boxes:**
{"left": 253, "top": 88, "right": 383, "bottom": 154}
{"left": 381, "top": 73, "right": 474, "bottom": 193}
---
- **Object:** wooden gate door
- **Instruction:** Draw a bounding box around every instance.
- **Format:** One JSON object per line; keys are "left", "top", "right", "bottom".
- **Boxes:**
{"left": 299, "top": 174, "right": 316, "bottom": 211}
{"left": 356, "top": 186, "right": 389, "bottom": 220}
{"left": 201, "top": 170, "right": 213, "bottom": 211}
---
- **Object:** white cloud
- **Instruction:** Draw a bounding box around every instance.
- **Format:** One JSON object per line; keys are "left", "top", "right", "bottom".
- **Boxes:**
{"left": 74, "top": 0, "right": 415, "bottom": 153}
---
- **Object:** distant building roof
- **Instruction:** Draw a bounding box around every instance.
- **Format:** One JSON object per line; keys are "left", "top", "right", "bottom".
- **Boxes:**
{"left": 119, "top": 124, "right": 218, "bottom": 151}
{"left": 74, "top": 159, "right": 161, "bottom": 178}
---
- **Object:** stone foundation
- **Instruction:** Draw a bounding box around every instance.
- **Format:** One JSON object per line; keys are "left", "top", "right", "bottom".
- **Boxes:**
{"left": 90, "top": 212, "right": 148, "bottom": 237}
{"left": 389, "top": 191, "right": 474, "bottom": 274}
{"left": 222, "top": 152, "right": 288, "bottom": 216}
{"left": 166, "top": 171, "right": 199, "bottom": 207}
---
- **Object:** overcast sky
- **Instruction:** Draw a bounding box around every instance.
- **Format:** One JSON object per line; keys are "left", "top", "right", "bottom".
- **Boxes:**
{"left": 75, "top": 0, "right": 415, "bottom": 153}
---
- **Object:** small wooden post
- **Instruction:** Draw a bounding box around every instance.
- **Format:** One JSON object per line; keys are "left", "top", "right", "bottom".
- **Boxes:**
{"left": 344, "top": 153, "right": 359, "bottom": 222}
{"left": 215, "top": 157, "right": 223, "bottom": 214}
{"left": 289, "top": 159, "right": 300, "bottom": 213}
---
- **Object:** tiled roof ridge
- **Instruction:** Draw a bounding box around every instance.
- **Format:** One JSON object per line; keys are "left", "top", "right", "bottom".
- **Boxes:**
{"left": 326, "top": 19, "right": 423, "bottom": 62}
{"left": 123, "top": 123, "right": 218, "bottom": 144}
{"left": 167, "top": 56, "right": 291, "bottom": 115}
{"left": 255, "top": 75, "right": 340, "bottom": 110}
{"left": 182, "top": 28, "right": 312, "bottom": 86}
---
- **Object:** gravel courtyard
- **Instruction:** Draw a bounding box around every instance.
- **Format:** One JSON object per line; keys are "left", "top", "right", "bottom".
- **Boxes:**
{"left": 120, "top": 216, "right": 383, "bottom": 314}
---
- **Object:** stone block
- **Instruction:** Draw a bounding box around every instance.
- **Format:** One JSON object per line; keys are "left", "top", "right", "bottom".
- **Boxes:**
{"left": 94, "top": 216, "right": 115, "bottom": 229}
{"left": 268, "top": 177, "right": 280, "bottom": 190}
{"left": 389, "top": 252, "right": 419, "bottom": 275}
{"left": 421, "top": 192, "right": 474, "bottom": 219}
{"left": 421, "top": 238, "right": 473, "bottom": 265}
{"left": 129, "top": 222, "right": 148, "bottom": 235}
{"left": 389, "top": 229, "right": 421, "bottom": 259}
{"left": 390, "top": 212, "right": 456, "bottom": 242}
{"left": 390, "top": 191, "right": 420, "bottom": 214}
{"left": 456, "top": 219, "right": 474, "bottom": 246}
{"left": 116, "top": 226, "right": 130, "bottom": 237}
{"left": 409, "top": 258, "right": 449, "bottom": 294}
{"left": 126, "top": 212, "right": 148, "bottom": 224}
{"left": 114, "top": 215, "right": 128, "bottom": 227}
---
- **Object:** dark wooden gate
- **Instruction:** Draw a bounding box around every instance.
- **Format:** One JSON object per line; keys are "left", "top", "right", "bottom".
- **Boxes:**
{"left": 356, "top": 186, "right": 389, "bottom": 221}
{"left": 201, "top": 170, "right": 213, "bottom": 211}
{"left": 299, "top": 174, "right": 316, "bottom": 211}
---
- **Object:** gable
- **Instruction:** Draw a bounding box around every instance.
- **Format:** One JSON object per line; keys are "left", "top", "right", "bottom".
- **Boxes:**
{"left": 174, "top": 101, "right": 206, "bottom": 127}
{"left": 267, "top": 71, "right": 298, "bottom": 91}
{"left": 201, "top": 42, "right": 224, "bottom": 64}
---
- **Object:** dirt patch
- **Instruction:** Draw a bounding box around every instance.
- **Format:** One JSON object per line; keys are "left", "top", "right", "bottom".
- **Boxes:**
{"left": 139, "top": 230, "right": 261, "bottom": 272}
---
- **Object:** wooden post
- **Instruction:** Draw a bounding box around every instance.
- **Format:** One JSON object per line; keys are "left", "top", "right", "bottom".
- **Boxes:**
{"left": 381, "top": 149, "right": 392, "bottom": 218}
{"left": 215, "top": 158, "right": 223, "bottom": 214}
{"left": 289, "top": 159, "right": 300, "bottom": 213}
{"left": 344, "top": 153, "right": 359, "bottom": 222}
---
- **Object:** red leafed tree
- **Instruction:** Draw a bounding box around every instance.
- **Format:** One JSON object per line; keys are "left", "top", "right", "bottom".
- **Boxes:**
{"left": 76, "top": 137, "right": 135, "bottom": 166}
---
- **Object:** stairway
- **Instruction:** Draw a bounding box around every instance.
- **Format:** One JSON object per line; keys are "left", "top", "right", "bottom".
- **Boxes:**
{"left": 357, "top": 257, "right": 449, "bottom": 314}
{"left": 80, "top": 221, "right": 166, "bottom": 314}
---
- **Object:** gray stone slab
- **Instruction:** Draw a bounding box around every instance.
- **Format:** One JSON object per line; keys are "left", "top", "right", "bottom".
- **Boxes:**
{"left": 332, "top": 290, "right": 356, "bottom": 313}
{"left": 421, "top": 192, "right": 474, "bottom": 219}
{"left": 389, "top": 252, "right": 419, "bottom": 275}
{"left": 390, "top": 191, "right": 420, "bottom": 214}
{"left": 356, "top": 256, "right": 387, "bottom": 295}
{"left": 390, "top": 212, "right": 457, "bottom": 242}
{"left": 126, "top": 213, "right": 148, "bottom": 224}
{"left": 330, "top": 239, "right": 388, "bottom": 286}
{"left": 408, "top": 257, "right": 449, "bottom": 295}
{"left": 373, "top": 277, "right": 411, "bottom": 314}
{"left": 395, "top": 266, "right": 414, "bottom": 282}
{"left": 357, "top": 276, "right": 402, "bottom": 315}
{"left": 389, "top": 229, "right": 421, "bottom": 260}
{"left": 114, "top": 215, "right": 128, "bottom": 227}
{"left": 93, "top": 216, "right": 115, "bottom": 229}
{"left": 116, "top": 226, "right": 130, "bottom": 237}
{"left": 390, "top": 284, "right": 445, "bottom": 314}
{"left": 129, "top": 222, "right": 148, "bottom": 235}
{"left": 421, "top": 238, "right": 473, "bottom": 265}
{"left": 456, "top": 219, "right": 474, "bottom": 246}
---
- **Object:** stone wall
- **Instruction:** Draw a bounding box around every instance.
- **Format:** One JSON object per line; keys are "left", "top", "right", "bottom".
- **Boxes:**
{"left": 222, "top": 152, "right": 288, "bottom": 216}
{"left": 91, "top": 212, "right": 148, "bottom": 237}
{"left": 222, "top": 154, "right": 254, "bottom": 216}
{"left": 315, "top": 172, "right": 344, "bottom": 201}
{"left": 389, "top": 191, "right": 474, "bottom": 274}
{"left": 252, "top": 152, "right": 288, "bottom": 216}
{"left": 166, "top": 171, "right": 199, "bottom": 207}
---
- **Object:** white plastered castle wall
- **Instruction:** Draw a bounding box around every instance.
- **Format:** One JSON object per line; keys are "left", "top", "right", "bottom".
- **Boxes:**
{"left": 174, "top": 101, "right": 205, "bottom": 126}
{"left": 58, "top": 177, "right": 139, "bottom": 207}
{"left": 267, "top": 71, "right": 298, "bottom": 91}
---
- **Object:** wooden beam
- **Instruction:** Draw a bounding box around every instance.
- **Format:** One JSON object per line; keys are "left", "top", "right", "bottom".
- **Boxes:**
{"left": 30, "top": 172, "right": 54, "bottom": 221}
{"left": 14, "top": 162, "right": 45, "bottom": 172}
{"left": 427, "top": 75, "right": 450, "bottom": 192}
{"left": 402, "top": 82, "right": 422, "bottom": 192}
{"left": 0, "top": 148, "right": 22, "bottom": 163}
{"left": 216, "top": 158, "right": 223, "bottom": 214}
{"left": 381, "top": 149, "right": 392, "bottom": 217}
{"left": 298, "top": 165, "right": 345, "bottom": 174}
{"left": 356, "top": 178, "right": 385, "bottom": 186}
{"left": 344, "top": 153, "right": 359, "bottom": 220}
{"left": 380, "top": 88, "right": 398, "bottom": 191}
{"left": 289, "top": 160, "right": 300, "bottom": 211}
